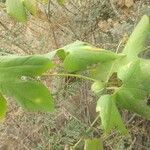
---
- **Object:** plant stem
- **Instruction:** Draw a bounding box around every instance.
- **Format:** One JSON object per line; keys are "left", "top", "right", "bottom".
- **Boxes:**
{"left": 72, "top": 115, "right": 100, "bottom": 149}
{"left": 44, "top": 73, "right": 96, "bottom": 82}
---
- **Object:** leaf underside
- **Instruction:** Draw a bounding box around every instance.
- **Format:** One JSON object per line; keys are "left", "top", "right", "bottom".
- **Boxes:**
{"left": 96, "top": 15, "right": 150, "bottom": 134}
{"left": 96, "top": 95, "right": 128, "bottom": 134}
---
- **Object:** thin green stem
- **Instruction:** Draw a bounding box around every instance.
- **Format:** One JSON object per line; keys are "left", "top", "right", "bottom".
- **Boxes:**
{"left": 44, "top": 73, "right": 96, "bottom": 82}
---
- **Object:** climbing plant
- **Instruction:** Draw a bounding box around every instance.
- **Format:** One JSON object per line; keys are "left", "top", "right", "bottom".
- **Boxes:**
{"left": 0, "top": 0, "right": 150, "bottom": 149}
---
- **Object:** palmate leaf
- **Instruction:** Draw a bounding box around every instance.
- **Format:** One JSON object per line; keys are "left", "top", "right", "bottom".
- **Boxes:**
{"left": 57, "top": 41, "right": 125, "bottom": 84}
{"left": 114, "top": 16, "right": 150, "bottom": 119}
{"left": 0, "top": 93, "right": 7, "bottom": 121}
{"left": 57, "top": 41, "right": 121, "bottom": 72}
{"left": 91, "top": 15, "right": 150, "bottom": 83}
{"left": 96, "top": 15, "right": 150, "bottom": 134}
{"left": 0, "top": 55, "right": 54, "bottom": 112}
{"left": 96, "top": 95, "right": 128, "bottom": 134}
{"left": 115, "top": 60, "right": 150, "bottom": 119}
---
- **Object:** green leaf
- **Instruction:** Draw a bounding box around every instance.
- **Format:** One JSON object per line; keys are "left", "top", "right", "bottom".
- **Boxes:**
{"left": 90, "top": 55, "right": 125, "bottom": 82}
{"left": 96, "top": 95, "right": 128, "bottom": 134}
{"left": 91, "top": 81, "right": 105, "bottom": 94}
{"left": 23, "top": 0, "right": 37, "bottom": 16}
{"left": 115, "top": 60, "right": 150, "bottom": 119}
{"left": 140, "top": 59, "right": 150, "bottom": 82}
{"left": 58, "top": 41, "right": 121, "bottom": 72}
{"left": 84, "top": 138, "right": 104, "bottom": 150}
{"left": 1, "top": 81, "right": 54, "bottom": 112}
{"left": 90, "top": 61, "right": 114, "bottom": 82}
{"left": 123, "top": 15, "right": 150, "bottom": 60}
{"left": 0, "top": 93, "right": 7, "bottom": 121}
{"left": 0, "top": 55, "right": 54, "bottom": 76}
{"left": 6, "top": 0, "right": 27, "bottom": 22}
{"left": 0, "top": 55, "right": 54, "bottom": 112}
{"left": 114, "top": 15, "right": 150, "bottom": 119}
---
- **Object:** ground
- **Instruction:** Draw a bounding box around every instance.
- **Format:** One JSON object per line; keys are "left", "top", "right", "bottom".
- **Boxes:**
{"left": 0, "top": 0, "right": 150, "bottom": 149}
